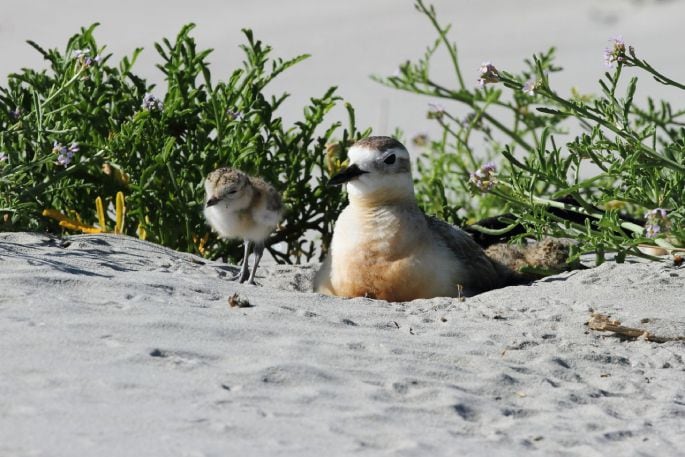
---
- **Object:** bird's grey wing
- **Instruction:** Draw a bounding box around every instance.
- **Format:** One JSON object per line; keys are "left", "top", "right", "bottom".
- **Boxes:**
{"left": 265, "top": 186, "right": 284, "bottom": 213}
{"left": 424, "top": 214, "right": 508, "bottom": 294}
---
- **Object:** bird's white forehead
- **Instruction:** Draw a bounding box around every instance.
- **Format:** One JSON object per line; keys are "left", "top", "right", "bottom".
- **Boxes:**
{"left": 348, "top": 145, "right": 409, "bottom": 164}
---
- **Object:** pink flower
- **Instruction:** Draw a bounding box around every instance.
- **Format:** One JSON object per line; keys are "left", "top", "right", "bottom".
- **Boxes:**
{"left": 522, "top": 78, "right": 538, "bottom": 95}
{"left": 477, "top": 62, "right": 500, "bottom": 87}
{"left": 603, "top": 36, "right": 632, "bottom": 68}
{"left": 142, "top": 93, "right": 164, "bottom": 111}
{"left": 644, "top": 208, "right": 670, "bottom": 238}
{"left": 53, "top": 141, "right": 79, "bottom": 167}
{"left": 469, "top": 162, "right": 497, "bottom": 192}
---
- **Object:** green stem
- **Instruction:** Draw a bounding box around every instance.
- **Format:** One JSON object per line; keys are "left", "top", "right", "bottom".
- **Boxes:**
{"left": 19, "top": 149, "right": 107, "bottom": 200}
{"left": 631, "top": 59, "right": 685, "bottom": 90}
{"left": 524, "top": 187, "right": 644, "bottom": 235}
{"left": 480, "top": 111, "right": 536, "bottom": 154}
{"left": 402, "top": 78, "right": 537, "bottom": 154}
{"left": 469, "top": 222, "right": 519, "bottom": 235}
{"left": 416, "top": 0, "right": 465, "bottom": 90}
{"left": 542, "top": 89, "right": 685, "bottom": 173}
{"left": 43, "top": 67, "right": 88, "bottom": 107}
{"left": 493, "top": 181, "right": 645, "bottom": 237}
{"left": 437, "top": 117, "right": 477, "bottom": 168}
{"left": 0, "top": 66, "right": 87, "bottom": 139}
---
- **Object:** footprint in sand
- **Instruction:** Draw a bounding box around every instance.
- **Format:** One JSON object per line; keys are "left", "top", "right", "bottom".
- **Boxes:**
{"left": 146, "top": 348, "right": 217, "bottom": 370}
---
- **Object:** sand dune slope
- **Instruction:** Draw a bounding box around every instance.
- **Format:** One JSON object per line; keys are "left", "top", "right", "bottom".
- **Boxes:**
{"left": 1, "top": 232, "right": 684, "bottom": 456}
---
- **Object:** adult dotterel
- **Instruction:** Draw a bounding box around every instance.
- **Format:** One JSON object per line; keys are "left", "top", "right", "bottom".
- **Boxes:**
{"left": 314, "top": 136, "right": 519, "bottom": 301}
{"left": 203, "top": 167, "right": 283, "bottom": 285}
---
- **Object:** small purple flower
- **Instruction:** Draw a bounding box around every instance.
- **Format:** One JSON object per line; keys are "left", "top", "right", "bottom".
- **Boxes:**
{"left": 477, "top": 62, "right": 500, "bottom": 88}
{"left": 226, "top": 109, "right": 244, "bottom": 121}
{"left": 84, "top": 55, "right": 101, "bottom": 66}
{"left": 52, "top": 141, "right": 66, "bottom": 154}
{"left": 56, "top": 153, "right": 73, "bottom": 166}
{"left": 647, "top": 208, "right": 668, "bottom": 219}
{"left": 645, "top": 224, "right": 661, "bottom": 238}
{"left": 142, "top": 93, "right": 164, "bottom": 111}
{"left": 603, "top": 36, "right": 632, "bottom": 68}
{"left": 427, "top": 103, "right": 445, "bottom": 120}
{"left": 73, "top": 49, "right": 100, "bottom": 69}
{"left": 0, "top": 152, "right": 7, "bottom": 162}
{"left": 644, "top": 208, "right": 670, "bottom": 238}
{"left": 522, "top": 78, "right": 539, "bottom": 96}
{"left": 9, "top": 107, "right": 21, "bottom": 120}
{"left": 481, "top": 162, "right": 496, "bottom": 174}
{"left": 53, "top": 141, "right": 78, "bottom": 167}
{"left": 469, "top": 162, "right": 497, "bottom": 192}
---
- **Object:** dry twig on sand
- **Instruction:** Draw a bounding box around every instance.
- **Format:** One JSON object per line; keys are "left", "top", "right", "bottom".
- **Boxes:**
{"left": 587, "top": 312, "right": 685, "bottom": 343}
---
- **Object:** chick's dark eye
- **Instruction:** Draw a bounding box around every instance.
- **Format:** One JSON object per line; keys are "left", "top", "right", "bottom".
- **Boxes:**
{"left": 384, "top": 154, "right": 396, "bottom": 165}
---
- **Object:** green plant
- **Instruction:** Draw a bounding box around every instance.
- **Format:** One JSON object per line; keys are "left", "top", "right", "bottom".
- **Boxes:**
{"left": 0, "top": 24, "right": 368, "bottom": 263}
{"left": 375, "top": 1, "right": 684, "bottom": 263}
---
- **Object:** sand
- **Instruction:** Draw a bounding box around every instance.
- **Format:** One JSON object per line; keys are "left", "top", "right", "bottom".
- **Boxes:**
{"left": 3, "top": 2, "right": 685, "bottom": 455}
{"left": 1, "top": 231, "right": 684, "bottom": 456}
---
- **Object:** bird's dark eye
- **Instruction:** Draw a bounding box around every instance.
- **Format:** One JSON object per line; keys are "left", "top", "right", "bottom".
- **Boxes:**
{"left": 384, "top": 154, "right": 396, "bottom": 165}
{"left": 226, "top": 189, "right": 237, "bottom": 195}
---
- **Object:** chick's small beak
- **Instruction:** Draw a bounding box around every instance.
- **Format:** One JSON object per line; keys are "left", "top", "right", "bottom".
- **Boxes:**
{"left": 328, "top": 164, "right": 368, "bottom": 186}
{"left": 205, "top": 196, "right": 220, "bottom": 208}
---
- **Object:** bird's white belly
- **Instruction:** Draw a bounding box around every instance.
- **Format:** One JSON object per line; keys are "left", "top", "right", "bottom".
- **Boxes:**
{"left": 204, "top": 206, "right": 249, "bottom": 239}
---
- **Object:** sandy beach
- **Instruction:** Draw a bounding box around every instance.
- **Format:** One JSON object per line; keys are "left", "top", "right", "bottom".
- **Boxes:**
{"left": 1, "top": 232, "right": 683, "bottom": 456}
{"left": 3, "top": 1, "right": 685, "bottom": 455}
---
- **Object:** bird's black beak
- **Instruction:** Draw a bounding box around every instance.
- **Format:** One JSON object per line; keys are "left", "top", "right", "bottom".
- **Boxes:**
{"left": 328, "top": 164, "right": 368, "bottom": 186}
{"left": 205, "top": 196, "right": 220, "bottom": 208}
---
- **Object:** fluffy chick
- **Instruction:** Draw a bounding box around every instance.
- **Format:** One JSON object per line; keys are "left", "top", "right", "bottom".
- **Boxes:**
{"left": 203, "top": 167, "right": 283, "bottom": 285}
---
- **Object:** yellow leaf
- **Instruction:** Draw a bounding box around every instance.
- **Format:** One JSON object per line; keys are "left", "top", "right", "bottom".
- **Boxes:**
{"left": 95, "top": 197, "right": 106, "bottom": 231}
{"left": 193, "top": 232, "right": 210, "bottom": 256}
{"left": 42, "top": 208, "right": 69, "bottom": 222}
{"left": 58, "top": 220, "right": 102, "bottom": 234}
{"left": 114, "top": 191, "right": 126, "bottom": 234}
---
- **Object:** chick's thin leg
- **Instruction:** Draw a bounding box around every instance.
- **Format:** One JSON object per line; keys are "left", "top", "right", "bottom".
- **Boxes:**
{"left": 230, "top": 249, "right": 245, "bottom": 280}
{"left": 247, "top": 242, "right": 265, "bottom": 285}
{"left": 234, "top": 240, "right": 253, "bottom": 283}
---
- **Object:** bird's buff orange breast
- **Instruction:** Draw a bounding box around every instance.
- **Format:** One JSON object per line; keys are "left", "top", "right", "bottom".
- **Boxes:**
{"left": 330, "top": 245, "right": 440, "bottom": 302}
